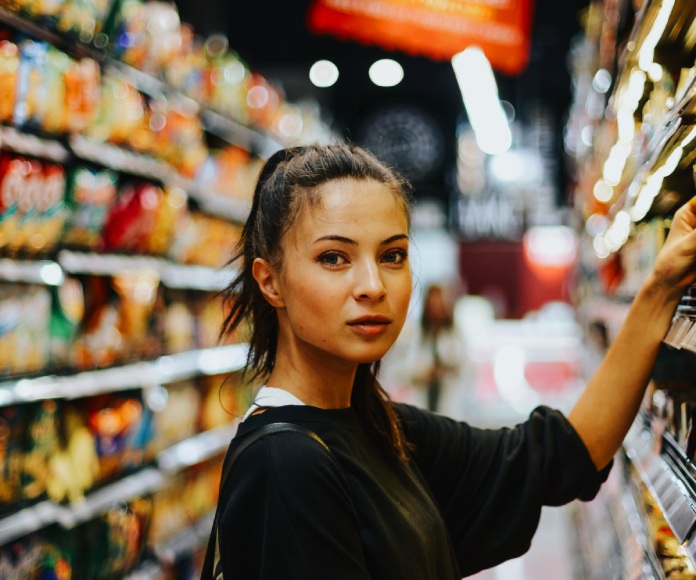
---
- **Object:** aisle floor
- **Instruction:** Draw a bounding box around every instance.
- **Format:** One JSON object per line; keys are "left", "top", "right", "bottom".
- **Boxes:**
{"left": 469, "top": 506, "right": 577, "bottom": 580}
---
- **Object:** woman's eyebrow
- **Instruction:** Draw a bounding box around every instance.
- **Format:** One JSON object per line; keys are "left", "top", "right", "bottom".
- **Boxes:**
{"left": 313, "top": 233, "right": 408, "bottom": 246}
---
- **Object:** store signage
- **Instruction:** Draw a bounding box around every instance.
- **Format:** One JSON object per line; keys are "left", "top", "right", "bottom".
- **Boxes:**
{"left": 307, "top": 0, "right": 533, "bottom": 74}
{"left": 456, "top": 194, "right": 524, "bottom": 240}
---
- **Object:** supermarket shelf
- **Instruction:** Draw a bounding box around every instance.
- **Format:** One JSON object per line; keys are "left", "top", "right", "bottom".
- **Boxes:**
{"left": 0, "top": 343, "right": 248, "bottom": 406}
{"left": 624, "top": 420, "right": 696, "bottom": 544}
{"left": 0, "top": 7, "right": 106, "bottom": 62}
{"left": 0, "top": 7, "right": 282, "bottom": 161}
{"left": 0, "top": 259, "right": 64, "bottom": 286}
{"left": 624, "top": 477, "right": 668, "bottom": 579}
{"left": 58, "top": 250, "right": 236, "bottom": 291}
{"left": 202, "top": 109, "right": 283, "bottom": 160}
{"left": 153, "top": 510, "right": 215, "bottom": 563}
{"left": 69, "top": 134, "right": 173, "bottom": 182}
{"left": 158, "top": 423, "right": 237, "bottom": 474}
{"left": 0, "top": 467, "right": 163, "bottom": 545}
{"left": 0, "top": 125, "right": 71, "bottom": 163}
{"left": 53, "top": 467, "right": 164, "bottom": 529}
{"left": 0, "top": 500, "right": 61, "bottom": 547}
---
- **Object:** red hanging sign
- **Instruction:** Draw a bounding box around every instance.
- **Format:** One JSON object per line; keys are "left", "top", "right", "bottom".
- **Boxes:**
{"left": 307, "top": 0, "right": 534, "bottom": 75}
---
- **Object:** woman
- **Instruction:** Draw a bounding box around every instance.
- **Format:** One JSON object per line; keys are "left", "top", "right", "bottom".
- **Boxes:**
{"left": 211, "top": 144, "right": 696, "bottom": 578}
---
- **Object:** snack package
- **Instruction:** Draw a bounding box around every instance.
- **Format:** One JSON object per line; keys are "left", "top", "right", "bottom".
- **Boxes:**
{"left": 86, "top": 393, "right": 145, "bottom": 482}
{"left": 71, "top": 272, "right": 163, "bottom": 369}
{"left": 0, "top": 284, "right": 21, "bottom": 376}
{"left": 161, "top": 288, "right": 196, "bottom": 354}
{"left": 58, "top": 0, "right": 118, "bottom": 41}
{"left": 16, "top": 284, "right": 52, "bottom": 374}
{"left": 47, "top": 401, "right": 99, "bottom": 504}
{"left": 151, "top": 104, "right": 208, "bottom": 178}
{"left": 0, "top": 404, "right": 26, "bottom": 509}
{"left": 24, "top": 161, "right": 67, "bottom": 256}
{"left": 0, "top": 37, "right": 20, "bottom": 125}
{"left": 111, "top": 271, "right": 162, "bottom": 361}
{"left": 42, "top": 48, "right": 100, "bottom": 135}
{"left": 0, "top": 154, "right": 38, "bottom": 254}
{"left": 101, "top": 181, "right": 165, "bottom": 254}
{"left": 79, "top": 496, "right": 152, "bottom": 579}
{"left": 13, "top": 38, "right": 49, "bottom": 131}
{"left": 146, "top": 379, "right": 201, "bottom": 457}
{"left": 72, "top": 275, "right": 121, "bottom": 369}
{"left": 21, "top": 399, "right": 59, "bottom": 500}
{"left": 0, "top": 154, "right": 67, "bottom": 257}
{"left": 49, "top": 276, "right": 85, "bottom": 371}
{"left": 195, "top": 292, "right": 231, "bottom": 350}
{"left": 144, "top": 185, "right": 188, "bottom": 256}
{"left": 148, "top": 458, "right": 221, "bottom": 547}
{"left": 0, "top": 283, "right": 53, "bottom": 377}
{"left": 84, "top": 74, "right": 148, "bottom": 147}
{"left": 199, "top": 373, "right": 248, "bottom": 432}
{"left": 61, "top": 166, "right": 118, "bottom": 250}
{"left": 168, "top": 211, "right": 240, "bottom": 268}
{"left": 0, "top": 532, "right": 72, "bottom": 579}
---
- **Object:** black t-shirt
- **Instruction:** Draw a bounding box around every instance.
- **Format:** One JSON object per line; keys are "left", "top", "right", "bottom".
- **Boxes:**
{"left": 217, "top": 403, "right": 610, "bottom": 579}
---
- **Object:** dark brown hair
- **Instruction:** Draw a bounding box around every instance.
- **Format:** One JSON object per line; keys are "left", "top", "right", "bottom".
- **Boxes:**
{"left": 220, "top": 144, "right": 413, "bottom": 459}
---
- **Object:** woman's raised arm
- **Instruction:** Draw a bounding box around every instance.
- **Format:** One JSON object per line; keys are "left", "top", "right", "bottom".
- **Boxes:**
{"left": 568, "top": 197, "right": 696, "bottom": 469}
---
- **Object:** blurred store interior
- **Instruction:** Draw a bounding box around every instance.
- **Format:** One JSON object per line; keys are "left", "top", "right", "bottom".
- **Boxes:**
{"left": 0, "top": 0, "right": 695, "bottom": 577}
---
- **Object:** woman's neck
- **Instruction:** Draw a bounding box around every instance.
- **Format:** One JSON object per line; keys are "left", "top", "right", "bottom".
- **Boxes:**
{"left": 266, "top": 347, "right": 356, "bottom": 409}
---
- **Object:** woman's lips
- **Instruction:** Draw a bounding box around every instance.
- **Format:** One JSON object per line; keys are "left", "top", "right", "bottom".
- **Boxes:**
{"left": 347, "top": 317, "right": 391, "bottom": 336}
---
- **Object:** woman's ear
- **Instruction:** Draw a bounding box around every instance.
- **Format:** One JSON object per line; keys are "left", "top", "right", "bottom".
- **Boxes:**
{"left": 252, "top": 258, "right": 285, "bottom": 308}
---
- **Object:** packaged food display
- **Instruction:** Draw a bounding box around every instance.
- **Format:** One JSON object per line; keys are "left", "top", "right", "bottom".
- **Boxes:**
{"left": 47, "top": 400, "right": 99, "bottom": 504}
{"left": 0, "top": 283, "right": 52, "bottom": 377}
{"left": 84, "top": 73, "right": 150, "bottom": 149}
{"left": 56, "top": 0, "right": 119, "bottom": 42}
{"left": 49, "top": 276, "right": 85, "bottom": 370}
{"left": 0, "top": 153, "right": 67, "bottom": 257}
{"left": 0, "top": 404, "right": 26, "bottom": 508}
{"left": 0, "top": 36, "right": 20, "bottom": 124}
{"left": 76, "top": 496, "right": 153, "bottom": 579}
{"left": 21, "top": 399, "right": 59, "bottom": 500}
{"left": 71, "top": 272, "right": 162, "bottom": 369}
{"left": 199, "top": 373, "right": 248, "bottom": 432}
{"left": 61, "top": 165, "right": 119, "bottom": 250}
{"left": 168, "top": 210, "right": 240, "bottom": 268}
{"left": 148, "top": 457, "right": 221, "bottom": 547}
{"left": 160, "top": 288, "right": 196, "bottom": 354}
{"left": 146, "top": 379, "right": 201, "bottom": 458}
{"left": 101, "top": 180, "right": 166, "bottom": 254}
{"left": 0, "top": 531, "right": 72, "bottom": 579}
{"left": 86, "top": 392, "right": 146, "bottom": 482}
{"left": 13, "top": 37, "right": 49, "bottom": 131}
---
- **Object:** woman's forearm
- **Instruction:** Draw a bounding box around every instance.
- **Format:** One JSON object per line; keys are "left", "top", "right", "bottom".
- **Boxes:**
{"left": 567, "top": 273, "right": 682, "bottom": 470}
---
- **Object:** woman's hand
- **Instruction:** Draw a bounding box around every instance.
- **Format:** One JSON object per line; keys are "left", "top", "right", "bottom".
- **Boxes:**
{"left": 650, "top": 197, "right": 696, "bottom": 295}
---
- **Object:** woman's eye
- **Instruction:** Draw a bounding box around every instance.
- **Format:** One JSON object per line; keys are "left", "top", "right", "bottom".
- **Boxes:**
{"left": 319, "top": 251, "right": 346, "bottom": 266}
{"left": 383, "top": 249, "right": 407, "bottom": 264}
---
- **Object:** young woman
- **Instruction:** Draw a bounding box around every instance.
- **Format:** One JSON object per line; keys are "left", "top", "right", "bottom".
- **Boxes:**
{"left": 211, "top": 144, "right": 696, "bottom": 579}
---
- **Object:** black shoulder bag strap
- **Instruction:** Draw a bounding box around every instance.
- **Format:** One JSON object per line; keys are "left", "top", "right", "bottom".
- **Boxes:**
{"left": 200, "top": 422, "right": 331, "bottom": 580}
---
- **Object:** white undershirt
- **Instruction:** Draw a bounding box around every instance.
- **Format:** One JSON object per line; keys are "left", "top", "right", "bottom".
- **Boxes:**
{"left": 243, "top": 386, "right": 307, "bottom": 420}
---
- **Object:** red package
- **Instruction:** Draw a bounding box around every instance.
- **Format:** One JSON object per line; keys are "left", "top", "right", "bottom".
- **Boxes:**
{"left": 101, "top": 181, "right": 164, "bottom": 254}
{"left": 0, "top": 154, "right": 66, "bottom": 256}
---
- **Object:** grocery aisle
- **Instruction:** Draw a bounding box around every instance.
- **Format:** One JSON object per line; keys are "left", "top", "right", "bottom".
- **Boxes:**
{"left": 470, "top": 507, "right": 577, "bottom": 580}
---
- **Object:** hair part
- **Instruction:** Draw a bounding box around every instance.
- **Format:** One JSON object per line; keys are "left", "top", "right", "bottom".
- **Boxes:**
{"left": 220, "top": 144, "right": 413, "bottom": 460}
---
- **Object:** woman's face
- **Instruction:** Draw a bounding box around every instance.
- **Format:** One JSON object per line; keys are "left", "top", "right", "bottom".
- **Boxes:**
{"left": 274, "top": 177, "right": 411, "bottom": 367}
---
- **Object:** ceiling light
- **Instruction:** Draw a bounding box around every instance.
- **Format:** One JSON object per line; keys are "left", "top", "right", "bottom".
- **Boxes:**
{"left": 369, "top": 59, "right": 404, "bottom": 87}
{"left": 309, "top": 60, "right": 339, "bottom": 88}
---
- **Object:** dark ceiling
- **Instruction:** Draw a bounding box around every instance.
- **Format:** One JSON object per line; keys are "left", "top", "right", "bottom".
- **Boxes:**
{"left": 175, "top": 0, "right": 590, "bottom": 205}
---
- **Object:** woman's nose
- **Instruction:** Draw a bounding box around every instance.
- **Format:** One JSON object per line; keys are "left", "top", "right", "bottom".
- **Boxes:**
{"left": 353, "top": 260, "right": 386, "bottom": 301}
